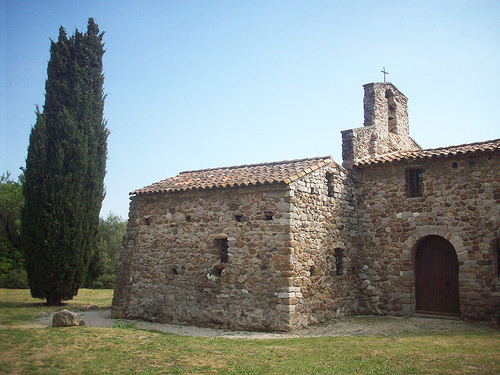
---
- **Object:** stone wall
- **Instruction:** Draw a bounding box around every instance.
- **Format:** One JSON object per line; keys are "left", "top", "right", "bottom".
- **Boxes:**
{"left": 351, "top": 151, "right": 500, "bottom": 323}
{"left": 287, "top": 164, "right": 358, "bottom": 326}
{"left": 362, "top": 82, "right": 409, "bottom": 134}
{"left": 111, "top": 161, "right": 364, "bottom": 331}
{"left": 112, "top": 183, "right": 295, "bottom": 331}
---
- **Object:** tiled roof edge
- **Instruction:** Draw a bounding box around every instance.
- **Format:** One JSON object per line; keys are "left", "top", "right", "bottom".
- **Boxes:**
{"left": 354, "top": 138, "right": 500, "bottom": 166}
{"left": 131, "top": 155, "right": 337, "bottom": 196}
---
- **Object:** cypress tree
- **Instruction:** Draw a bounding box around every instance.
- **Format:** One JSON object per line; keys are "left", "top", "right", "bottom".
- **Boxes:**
{"left": 22, "top": 19, "right": 108, "bottom": 306}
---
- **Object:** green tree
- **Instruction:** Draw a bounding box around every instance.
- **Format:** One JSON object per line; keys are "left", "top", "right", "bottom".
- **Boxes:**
{"left": 85, "top": 213, "right": 126, "bottom": 289}
{"left": 22, "top": 19, "right": 108, "bottom": 305}
{"left": 0, "top": 172, "right": 28, "bottom": 288}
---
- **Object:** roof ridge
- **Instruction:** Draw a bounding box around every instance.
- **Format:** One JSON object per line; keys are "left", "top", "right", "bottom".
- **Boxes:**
{"left": 179, "top": 155, "right": 333, "bottom": 175}
{"left": 132, "top": 155, "right": 337, "bottom": 195}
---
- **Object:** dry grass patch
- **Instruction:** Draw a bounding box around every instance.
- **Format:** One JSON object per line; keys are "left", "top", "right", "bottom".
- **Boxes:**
{"left": 0, "top": 288, "right": 113, "bottom": 327}
{"left": 1, "top": 327, "right": 499, "bottom": 374}
{"left": 0, "top": 288, "right": 499, "bottom": 374}
{"left": 0, "top": 327, "right": 228, "bottom": 373}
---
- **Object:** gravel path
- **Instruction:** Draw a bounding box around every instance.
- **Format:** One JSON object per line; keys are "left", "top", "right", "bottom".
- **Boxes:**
{"left": 37, "top": 308, "right": 494, "bottom": 339}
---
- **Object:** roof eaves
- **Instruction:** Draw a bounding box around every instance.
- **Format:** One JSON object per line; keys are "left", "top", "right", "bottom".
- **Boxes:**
{"left": 354, "top": 139, "right": 500, "bottom": 167}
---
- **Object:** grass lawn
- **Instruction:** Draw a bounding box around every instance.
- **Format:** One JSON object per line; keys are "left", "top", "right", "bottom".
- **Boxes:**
{"left": 0, "top": 289, "right": 499, "bottom": 374}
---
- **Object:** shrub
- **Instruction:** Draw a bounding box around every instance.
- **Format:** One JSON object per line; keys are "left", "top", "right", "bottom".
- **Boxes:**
{"left": 0, "top": 268, "right": 29, "bottom": 289}
{"left": 89, "top": 274, "right": 115, "bottom": 289}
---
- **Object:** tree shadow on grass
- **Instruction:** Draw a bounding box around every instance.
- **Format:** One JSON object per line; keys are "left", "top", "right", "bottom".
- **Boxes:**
{"left": 0, "top": 301, "right": 42, "bottom": 309}
{"left": 0, "top": 301, "right": 73, "bottom": 310}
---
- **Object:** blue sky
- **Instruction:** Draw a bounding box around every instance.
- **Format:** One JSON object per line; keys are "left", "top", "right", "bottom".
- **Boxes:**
{"left": 1, "top": 1, "right": 499, "bottom": 219}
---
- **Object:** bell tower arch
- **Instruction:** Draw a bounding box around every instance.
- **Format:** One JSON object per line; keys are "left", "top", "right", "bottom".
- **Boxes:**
{"left": 386, "top": 89, "right": 398, "bottom": 134}
{"left": 341, "top": 82, "right": 421, "bottom": 167}
{"left": 362, "top": 82, "right": 409, "bottom": 136}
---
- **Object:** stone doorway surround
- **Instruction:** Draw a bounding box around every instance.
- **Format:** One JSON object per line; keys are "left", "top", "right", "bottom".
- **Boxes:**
{"left": 414, "top": 235, "right": 460, "bottom": 315}
{"left": 405, "top": 226, "right": 467, "bottom": 264}
{"left": 404, "top": 226, "right": 467, "bottom": 316}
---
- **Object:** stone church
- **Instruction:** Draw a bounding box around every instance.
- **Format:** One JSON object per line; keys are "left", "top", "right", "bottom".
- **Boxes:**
{"left": 112, "top": 82, "right": 500, "bottom": 331}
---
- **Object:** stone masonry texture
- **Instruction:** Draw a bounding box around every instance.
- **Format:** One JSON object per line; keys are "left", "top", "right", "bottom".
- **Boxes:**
{"left": 351, "top": 153, "right": 500, "bottom": 320}
{"left": 112, "top": 82, "right": 500, "bottom": 330}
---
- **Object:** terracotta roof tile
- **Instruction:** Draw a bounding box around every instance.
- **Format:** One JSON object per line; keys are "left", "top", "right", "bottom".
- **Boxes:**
{"left": 354, "top": 138, "right": 500, "bottom": 167}
{"left": 132, "top": 156, "right": 335, "bottom": 195}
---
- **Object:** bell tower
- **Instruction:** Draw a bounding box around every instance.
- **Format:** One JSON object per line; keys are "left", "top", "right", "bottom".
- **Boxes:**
{"left": 362, "top": 82, "right": 409, "bottom": 137}
{"left": 341, "top": 82, "right": 421, "bottom": 167}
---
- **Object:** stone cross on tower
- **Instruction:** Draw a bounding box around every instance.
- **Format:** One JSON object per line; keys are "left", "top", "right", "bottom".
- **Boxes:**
{"left": 381, "top": 67, "right": 389, "bottom": 83}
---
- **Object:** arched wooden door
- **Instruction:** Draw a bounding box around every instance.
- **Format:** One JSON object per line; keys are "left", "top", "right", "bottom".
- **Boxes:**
{"left": 415, "top": 235, "right": 460, "bottom": 315}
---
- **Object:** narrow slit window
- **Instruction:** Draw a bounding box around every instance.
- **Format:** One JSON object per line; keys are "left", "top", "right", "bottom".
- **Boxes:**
{"left": 334, "top": 248, "right": 344, "bottom": 276}
{"left": 386, "top": 90, "right": 397, "bottom": 134}
{"left": 310, "top": 265, "right": 316, "bottom": 276}
{"left": 406, "top": 169, "right": 423, "bottom": 197}
{"left": 326, "top": 172, "right": 335, "bottom": 197}
{"left": 218, "top": 238, "right": 229, "bottom": 263}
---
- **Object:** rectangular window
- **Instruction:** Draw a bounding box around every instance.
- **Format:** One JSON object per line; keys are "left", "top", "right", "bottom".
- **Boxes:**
{"left": 326, "top": 172, "right": 335, "bottom": 197}
{"left": 406, "top": 169, "right": 423, "bottom": 197}
{"left": 334, "top": 248, "right": 343, "bottom": 276}
{"left": 217, "top": 238, "right": 229, "bottom": 263}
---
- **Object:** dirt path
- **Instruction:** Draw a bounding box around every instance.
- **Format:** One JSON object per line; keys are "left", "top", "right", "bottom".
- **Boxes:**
{"left": 36, "top": 308, "right": 496, "bottom": 339}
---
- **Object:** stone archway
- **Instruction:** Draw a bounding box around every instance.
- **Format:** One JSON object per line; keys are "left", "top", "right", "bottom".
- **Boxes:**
{"left": 415, "top": 235, "right": 460, "bottom": 315}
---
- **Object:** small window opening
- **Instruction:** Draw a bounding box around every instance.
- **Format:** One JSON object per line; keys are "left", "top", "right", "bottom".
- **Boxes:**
{"left": 211, "top": 238, "right": 229, "bottom": 277}
{"left": 171, "top": 267, "right": 178, "bottom": 275}
{"left": 309, "top": 265, "right": 316, "bottom": 276}
{"left": 452, "top": 162, "right": 458, "bottom": 169}
{"left": 217, "top": 238, "right": 229, "bottom": 263}
{"left": 386, "top": 90, "right": 397, "bottom": 134}
{"left": 326, "top": 172, "right": 335, "bottom": 197}
{"left": 210, "top": 263, "right": 226, "bottom": 277}
{"left": 406, "top": 169, "right": 423, "bottom": 197}
{"left": 144, "top": 217, "right": 151, "bottom": 226}
{"left": 334, "top": 248, "right": 344, "bottom": 276}
{"left": 264, "top": 211, "right": 273, "bottom": 221}
{"left": 185, "top": 215, "right": 191, "bottom": 222}
{"left": 235, "top": 214, "right": 243, "bottom": 222}
{"left": 211, "top": 264, "right": 224, "bottom": 277}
